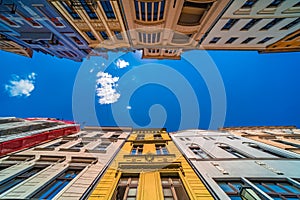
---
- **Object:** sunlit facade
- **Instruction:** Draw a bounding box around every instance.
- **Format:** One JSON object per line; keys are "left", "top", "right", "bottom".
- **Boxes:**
{"left": 48, "top": 0, "right": 130, "bottom": 51}
{"left": 0, "top": 126, "right": 131, "bottom": 199}
{"left": 201, "top": 0, "right": 300, "bottom": 52}
{"left": 220, "top": 126, "right": 300, "bottom": 155}
{"left": 89, "top": 128, "right": 213, "bottom": 200}
{"left": 172, "top": 129, "right": 300, "bottom": 200}
{"left": 121, "top": 0, "right": 231, "bottom": 59}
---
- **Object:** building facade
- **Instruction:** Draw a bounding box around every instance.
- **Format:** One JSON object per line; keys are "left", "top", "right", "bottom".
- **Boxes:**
{"left": 0, "top": 0, "right": 90, "bottom": 61}
{"left": 1, "top": 0, "right": 300, "bottom": 60}
{"left": 0, "top": 117, "right": 79, "bottom": 156}
{"left": 0, "top": 126, "right": 131, "bottom": 199}
{"left": 121, "top": 0, "right": 231, "bottom": 59}
{"left": 89, "top": 128, "right": 213, "bottom": 200}
{"left": 220, "top": 126, "right": 300, "bottom": 154}
{"left": 0, "top": 34, "right": 32, "bottom": 57}
{"left": 48, "top": 0, "right": 130, "bottom": 51}
{"left": 171, "top": 129, "right": 300, "bottom": 200}
{"left": 201, "top": 0, "right": 300, "bottom": 51}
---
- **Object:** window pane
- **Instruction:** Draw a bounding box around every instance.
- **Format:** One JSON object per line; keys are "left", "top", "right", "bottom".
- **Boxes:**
{"left": 265, "top": 183, "right": 289, "bottom": 193}
{"left": 128, "top": 188, "right": 137, "bottom": 196}
{"left": 281, "top": 183, "right": 300, "bottom": 194}
{"left": 163, "top": 188, "right": 172, "bottom": 196}
{"left": 254, "top": 183, "right": 271, "bottom": 193}
{"left": 219, "top": 182, "right": 235, "bottom": 193}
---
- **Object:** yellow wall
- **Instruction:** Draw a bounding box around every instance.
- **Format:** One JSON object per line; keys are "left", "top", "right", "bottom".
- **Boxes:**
{"left": 89, "top": 130, "right": 213, "bottom": 200}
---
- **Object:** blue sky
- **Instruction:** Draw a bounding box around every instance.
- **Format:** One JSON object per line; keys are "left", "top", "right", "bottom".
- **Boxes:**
{"left": 0, "top": 49, "right": 299, "bottom": 132}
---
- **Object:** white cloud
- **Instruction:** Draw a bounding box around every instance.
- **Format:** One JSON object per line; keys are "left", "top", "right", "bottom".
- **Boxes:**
{"left": 96, "top": 72, "right": 120, "bottom": 104}
{"left": 5, "top": 72, "right": 37, "bottom": 97}
{"left": 126, "top": 106, "right": 132, "bottom": 110}
{"left": 116, "top": 58, "right": 129, "bottom": 69}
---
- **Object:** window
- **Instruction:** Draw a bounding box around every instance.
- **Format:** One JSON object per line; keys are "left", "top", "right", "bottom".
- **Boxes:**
{"left": 227, "top": 136, "right": 240, "bottom": 140}
{"left": 100, "top": 1, "right": 116, "bottom": 19}
{"left": 189, "top": 146, "right": 211, "bottom": 159}
{"left": 100, "top": 31, "right": 109, "bottom": 40}
{"left": 267, "top": 0, "right": 285, "bottom": 8}
{"left": 94, "top": 142, "right": 110, "bottom": 151}
{"left": 241, "top": 37, "right": 255, "bottom": 44}
{"left": 70, "top": 142, "right": 85, "bottom": 150}
{"left": 46, "top": 140, "right": 68, "bottom": 148}
{"left": 136, "top": 134, "right": 145, "bottom": 140}
{"left": 138, "top": 32, "right": 161, "bottom": 44}
{"left": 111, "top": 134, "right": 120, "bottom": 139}
{"left": 0, "top": 164, "right": 13, "bottom": 172}
{"left": 252, "top": 180, "right": 300, "bottom": 199}
{"left": 241, "top": 19, "right": 261, "bottom": 31}
{"left": 71, "top": 36, "right": 84, "bottom": 45}
{"left": 272, "top": 140, "right": 300, "bottom": 148}
{"left": 217, "top": 180, "right": 244, "bottom": 199}
{"left": 185, "top": 137, "right": 191, "bottom": 141}
{"left": 161, "top": 174, "right": 189, "bottom": 200}
{"left": 243, "top": 142, "right": 287, "bottom": 158}
{"left": 218, "top": 143, "right": 250, "bottom": 158}
{"left": 85, "top": 31, "right": 96, "bottom": 40}
{"left": 61, "top": 1, "right": 80, "bottom": 20}
{"left": 177, "top": 2, "right": 212, "bottom": 26}
{"left": 131, "top": 145, "right": 143, "bottom": 155}
{"left": 17, "top": 12, "right": 40, "bottom": 27}
{"left": 241, "top": 0, "right": 258, "bottom": 9}
{"left": 154, "top": 134, "right": 162, "bottom": 140}
{"left": 257, "top": 37, "right": 273, "bottom": 44}
{"left": 78, "top": 0, "right": 98, "bottom": 19}
{"left": 112, "top": 175, "right": 139, "bottom": 200}
{"left": 134, "top": 0, "right": 165, "bottom": 21}
{"left": 222, "top": 19, "right": 239, "bottom": 30}
{"left": 0, "top": 166, "right": 45, "bottom": 193}
{"left": 260, "top": 18, "right": 283, "bottom": 30}
{"left": 32, "top": 167, "right": 83, "bottom": 199}
{"left": 156, "top": 144, "right": 168, "bottom": 155}
{"left": 114, "top": 31, "right": 123, "bottom": 40}
{"left": 281, "top": 17, "right": 300, "bottom": 30}
{"left": 226, "top": 37, "right": 238, "bottom": 44}
{"left": 209, "top": 37, "right": 221, "bottom": 44}
{"left": 0, "top": 14, "right": 17, "bottom": 26}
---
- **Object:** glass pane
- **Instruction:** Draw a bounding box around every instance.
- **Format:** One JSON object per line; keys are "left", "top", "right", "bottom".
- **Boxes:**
{"left": 230, "top": 196, "right": 242, "bottom": 200}
{"left": 254, "top": 183, "right": 271, "bottom": 193}
{"left": 161, "top": 180, "right": 169, "bottom": 185}
{"left": 128, "top": 188, "right": 137, "bottom": 196}
{"left": 266, "top": 183, "right": 288, "bottom": 193}
{"left": 131, "top": 180, "right": 138, "bottom": 184}
{"left": 281, "top": 183, "right": 300, "bottom": 194}
{"left": 163, "top": 188, "right": 172, "bottom": 197}
{"left": 127, "top": 198, "right": 136, "bottom": 200}
{"left": 219, "top": 183, "right": 234, "bottom": 193}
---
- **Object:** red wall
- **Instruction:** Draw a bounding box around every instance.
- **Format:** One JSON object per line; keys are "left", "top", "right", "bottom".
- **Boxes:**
{"left": 0, "top": 125, "right": 80, "bottom": 156}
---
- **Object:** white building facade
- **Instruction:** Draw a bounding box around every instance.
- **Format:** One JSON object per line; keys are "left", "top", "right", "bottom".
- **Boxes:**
{"left": 201, "top": 0, "right": 300, "bottom": 51}
{"left": 0, "top": 126, "right": 131, "bottom": 199}
{"left": 172, "top": 129, "right": 300, "bottom": 200}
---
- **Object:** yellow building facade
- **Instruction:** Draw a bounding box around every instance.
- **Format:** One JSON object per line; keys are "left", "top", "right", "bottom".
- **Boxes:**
{"left": 89, "top": 128, "right": 213, "bottom": 200}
